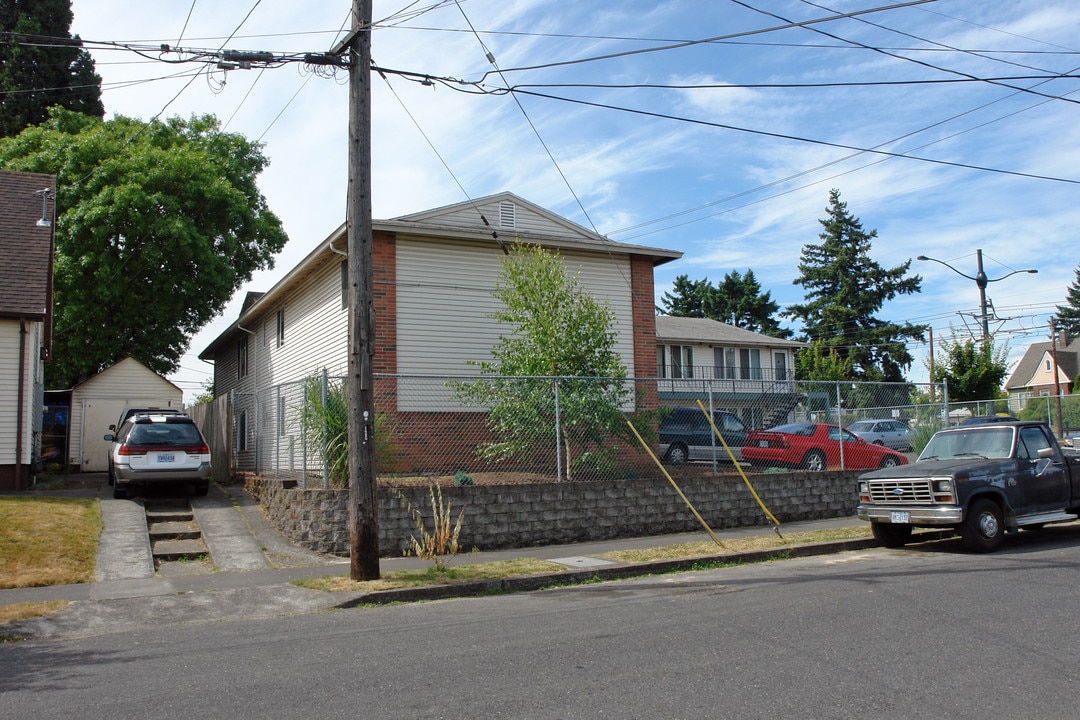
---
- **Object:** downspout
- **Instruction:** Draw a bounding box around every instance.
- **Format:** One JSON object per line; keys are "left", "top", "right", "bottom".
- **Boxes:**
{"left": 237, "top": 324, "right": 257, "bottom": 472}
{"left": 17, "top": 318, "right": 27, "bottom": 489}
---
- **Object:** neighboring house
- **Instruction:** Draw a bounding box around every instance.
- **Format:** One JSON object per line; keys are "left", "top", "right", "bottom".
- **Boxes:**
{"left": 655, "top": 315, "right": 806, "bottom": 429}
{"left": 199, "top": 192, "right": 681, "bottom": 473}
{"left": 1003, "top": 333, "right": 1080, "bottom": 413}
{"left": 0, "top": 170, "right": 55, "bottom": 490}
{"left": 68, "top": 357, "right": 184, "bottom": 472}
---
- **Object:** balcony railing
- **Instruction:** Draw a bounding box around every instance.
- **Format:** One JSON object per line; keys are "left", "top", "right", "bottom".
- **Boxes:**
{"left": 657, "top": 365, "right": 796, "bottom": 396}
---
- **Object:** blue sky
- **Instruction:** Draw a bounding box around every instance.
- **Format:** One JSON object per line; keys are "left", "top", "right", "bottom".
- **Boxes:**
{"left": 68, "top": 0, "right": 1080, "bottom": 399}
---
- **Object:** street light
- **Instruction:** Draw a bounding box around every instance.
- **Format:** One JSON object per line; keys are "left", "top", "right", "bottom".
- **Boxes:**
{"left": 916, "top": 249, "right": 1037, "bottom": 341}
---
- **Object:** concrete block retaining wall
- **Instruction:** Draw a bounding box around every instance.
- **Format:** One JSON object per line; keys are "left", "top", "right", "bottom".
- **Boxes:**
{"left": 247, "top": 469, "right": 864, "bottom": 557}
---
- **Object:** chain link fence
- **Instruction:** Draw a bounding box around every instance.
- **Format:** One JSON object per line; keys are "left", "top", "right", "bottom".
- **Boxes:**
{"left": 214, "top": 371, "right": 969, "bottom": 487}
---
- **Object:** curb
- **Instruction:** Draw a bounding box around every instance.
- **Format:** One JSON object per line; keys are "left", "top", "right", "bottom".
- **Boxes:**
{"left": 335, "top": 531, "right": 955, "bottom": 608}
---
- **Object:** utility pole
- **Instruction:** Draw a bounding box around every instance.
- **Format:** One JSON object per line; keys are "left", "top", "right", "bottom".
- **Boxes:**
{"left": 1050, "top": 318, "right": 1064, "bottom": 438}
{"left": 345, "top": 0, "right": 380, "bottom": 580}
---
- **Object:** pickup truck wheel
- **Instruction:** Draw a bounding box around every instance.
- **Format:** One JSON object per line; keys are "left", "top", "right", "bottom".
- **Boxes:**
{"left": 801, "top": 449, "right": 826, "bottom": 472}
{"left": 961, "top": 498, "right": 1004, "bottom": 552}
{"left": 665, "top": 443, "right": 689, "bottom": 464}
{"left": 872, "top": 522, "right": 912, "bottom": 548}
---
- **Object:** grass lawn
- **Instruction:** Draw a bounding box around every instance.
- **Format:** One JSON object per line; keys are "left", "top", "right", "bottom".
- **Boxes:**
{"left": 0, "top": 496, "right": 100, "bottom": 589}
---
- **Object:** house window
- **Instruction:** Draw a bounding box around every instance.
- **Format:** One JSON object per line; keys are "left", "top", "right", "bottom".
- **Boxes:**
{"left": 740, "top": 348, "right": 762, "bottom": 380}
{"left": 237, "top": 411, "right": 248, "bottom": 452}
{"left": 714, "top": 347, "right": 738, "bottom": 379}
{"left": 276, "top": 309, "right": 285, "bottom": 348}
{"left": 1046, "top": 359, "right": 1052, "bottom": 372}
{"left": 657, "top": 345, "right": 666, "bottom": 378}
{"left": 671, "top": 345, "right": 693, "bottom": 379}
{"left": 237, "top": 336, "right": 248, "bottom": 379}
{"left": 341, "top": 260, "right": 350, "bottom": 310}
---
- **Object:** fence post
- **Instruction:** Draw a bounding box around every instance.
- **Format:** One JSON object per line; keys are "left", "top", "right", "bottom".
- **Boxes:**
{"left": 942, "top": 378, "right": 950, "bottom": 427}
{"left": 321, "top": 368, "right": 330, "bottom": 489}
{"left": 554, "top": 376, "right": 563, "bottom": 482}
{"left": 707, "top": 383, "right": 718, "bottom": 475}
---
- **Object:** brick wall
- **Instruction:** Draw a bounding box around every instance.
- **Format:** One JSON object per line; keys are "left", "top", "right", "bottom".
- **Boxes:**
{"left": 247, "top": 469, "right": 863, "bottom": 556}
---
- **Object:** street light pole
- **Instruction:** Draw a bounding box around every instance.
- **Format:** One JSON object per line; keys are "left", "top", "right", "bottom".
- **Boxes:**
{"left": 916, "top": 249, "right": 1038, "bottom": 343}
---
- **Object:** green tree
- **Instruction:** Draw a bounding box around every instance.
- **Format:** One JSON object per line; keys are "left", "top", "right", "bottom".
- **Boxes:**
{"left": 708, "top": 269, "right": 792, "bottom": 338}
{"left": 786, "top": 189, "right": 925, "bottom": 381}
{"left": 659, "top": 274, "right": 710, "bottom": 317}
{"left": 661, "top": 270, "right": 791, "bottom": 338}
{"left": 1055, "top": 263, "right": 1080, "bottom": 339}
{"left": 0, "top": 108, "right": 288, "bottom": 387}
{"left": 0, "top": 0, "right": 104, "bottom": 137}
{"left": 930, "top": 334, "right": 1010, "bottom": 403}
{"left": 454, "top": 244, "right": 636, "bottom": 480}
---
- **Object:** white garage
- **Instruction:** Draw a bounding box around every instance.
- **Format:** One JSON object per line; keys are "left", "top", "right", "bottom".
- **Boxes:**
{"left": 70, "top": 357, "right": 183, "bottom": 472}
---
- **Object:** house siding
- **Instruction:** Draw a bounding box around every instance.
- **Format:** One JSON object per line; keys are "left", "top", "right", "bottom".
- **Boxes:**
{"left": 396, "top": 236, "right": 636, "bottom": 376}
{"left": 0, "top": 319, "right": 40, "bottom": 466}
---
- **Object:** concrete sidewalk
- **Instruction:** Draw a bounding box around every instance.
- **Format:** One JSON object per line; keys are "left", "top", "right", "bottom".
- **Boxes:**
{"left": 0, "top": 478, "right": 882, "bottom": 640}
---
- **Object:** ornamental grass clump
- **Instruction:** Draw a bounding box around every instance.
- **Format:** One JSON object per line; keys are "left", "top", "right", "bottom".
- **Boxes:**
{"left": 396, "top": 484, "right": 465, "bottom": 571}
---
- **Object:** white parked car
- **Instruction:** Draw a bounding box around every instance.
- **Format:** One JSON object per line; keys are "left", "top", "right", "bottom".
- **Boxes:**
{"left": 105, "top": 413, "right": 211, "bottom": 499}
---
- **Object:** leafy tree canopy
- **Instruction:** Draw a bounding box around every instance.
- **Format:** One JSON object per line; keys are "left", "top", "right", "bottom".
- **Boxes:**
{"left": 0, "top": 108, "right": 288, "bottom": 387}
{"left": 659, "top": 270, "right": 791, "bottom": 338}
{"left": 0, "top": 0, "right": 104, "bottom": 137}
{"left": 786, "top": 189, "right": 925, "bottom": 382}
{"left": 930, "top": 333, "right": 1010, "bottom": 403}
{"left": 1055, "top": 263, "right": 1080, "bottom": 339}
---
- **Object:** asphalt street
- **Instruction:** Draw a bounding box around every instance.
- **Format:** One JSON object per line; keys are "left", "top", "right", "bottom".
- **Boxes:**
{"left": 3, "top": 527, "right": 1080, "bottom": 719}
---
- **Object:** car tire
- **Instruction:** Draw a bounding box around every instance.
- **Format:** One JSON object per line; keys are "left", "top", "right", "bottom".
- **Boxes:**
{"left": 195, "top": 483, "right": 210, "bottom": 496}
{"left": 872, "top": 522, "right": 913, "bottom": 548}
{"left": 878, "top": 455, "right": 900, "bottom": 468}
{"left": 801, "top": 449, "right": 826, "bottom": 472}
{"left": 665, "top": 443, "right": 689, "bottom": 464}
{"left": 113, "top": 484, "right": 127, "bottom": 500}
{"left": 961, "top": 498, "right": 1005, "bottom": 552}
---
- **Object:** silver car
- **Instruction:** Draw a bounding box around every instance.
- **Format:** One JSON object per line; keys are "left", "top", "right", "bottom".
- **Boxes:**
{"left": 846, "top": 419, "right": 913, "bottom": 451}
{"left": 105, "top": 413, "right": 211, "bottom": 499}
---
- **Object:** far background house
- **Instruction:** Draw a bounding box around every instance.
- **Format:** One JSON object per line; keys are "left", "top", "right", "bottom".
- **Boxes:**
{"left": 1003, "top": 332, "right": 1080, "bottom": 414}
{"left": 65, "top": 357, "right": 183, "bottom": 473}
{"left": 0, "top": 170, "right": 55, "bottom": 490}
{"left": 198, "top": 192, "right": 681, "bottom": 476}
{"left": 655, "top": 315, "right": 806, "bottom": 429}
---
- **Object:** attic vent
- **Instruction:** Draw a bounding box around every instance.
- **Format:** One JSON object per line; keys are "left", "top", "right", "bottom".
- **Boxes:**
{"left": 499, "top": 201, "right": 516, "bottom": 229}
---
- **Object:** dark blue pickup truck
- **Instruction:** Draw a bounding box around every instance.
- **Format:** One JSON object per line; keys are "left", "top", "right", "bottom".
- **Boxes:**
{"left": 856, "top": 420, "right": 1080, "bottom": 552}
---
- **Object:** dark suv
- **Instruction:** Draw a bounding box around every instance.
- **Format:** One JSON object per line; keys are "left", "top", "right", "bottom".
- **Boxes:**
{"left": 659, "top": 407, "right": 747, "bottom": 464}
{"left": 105, "top": 414, "right": 211, "bottom": 499}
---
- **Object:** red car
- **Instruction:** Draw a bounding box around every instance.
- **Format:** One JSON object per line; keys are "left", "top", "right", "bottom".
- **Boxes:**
{"left": 743, "top": 422, "right": 908, "bottom": 471}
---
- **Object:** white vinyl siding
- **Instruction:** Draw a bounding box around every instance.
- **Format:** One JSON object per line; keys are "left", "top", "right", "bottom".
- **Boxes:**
{"left": 396, "top": 236, "right": 635, "bottom": 410}
{"left": 414, "top": 198, "right": 582, "bottom": 238}
{"left": 0, "top": 320, "right": 41, "bottom": 465}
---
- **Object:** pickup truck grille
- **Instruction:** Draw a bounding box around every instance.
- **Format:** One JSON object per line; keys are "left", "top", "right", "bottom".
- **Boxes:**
{"left": 866, "top": 479, "right": 935, "bottom": 505}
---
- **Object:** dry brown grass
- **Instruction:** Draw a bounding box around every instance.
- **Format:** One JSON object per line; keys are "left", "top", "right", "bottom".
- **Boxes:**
{"left": 295, "top": 558, "right": 564, "bottom": 593}
{"left": 0, "top": 600, "right": 68, "bottom": 630}
{"left": 598, "top": 525, "right": 873, "bottom": 563}
{"left": 0, "top": 497, "right": 101, "bottom": 589}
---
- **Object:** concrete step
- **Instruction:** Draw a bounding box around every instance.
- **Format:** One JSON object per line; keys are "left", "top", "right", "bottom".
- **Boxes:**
{"left": 146, "top": 509, "right": 194, "bottom": 523}
{"left": 148, "top": 520, "right": 201, "bottom": 541}
{"left": 151, "top": 537, "right": 208, "bottom": 561}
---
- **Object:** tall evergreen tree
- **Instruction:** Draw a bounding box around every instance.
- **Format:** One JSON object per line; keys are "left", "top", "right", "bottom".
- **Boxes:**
{"left": 0, "top": 0, "right": 104, "bottom": 137}
{"left": 786, "top": 189, "right": 925, "bottom": 382}
{"left": 1055, "top": 263, "right": 1080, "bottom": 338}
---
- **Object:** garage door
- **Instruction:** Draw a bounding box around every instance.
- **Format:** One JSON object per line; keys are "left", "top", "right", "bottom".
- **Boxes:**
{"left": 81, "top": 399, "right": 178, "bottom": 472}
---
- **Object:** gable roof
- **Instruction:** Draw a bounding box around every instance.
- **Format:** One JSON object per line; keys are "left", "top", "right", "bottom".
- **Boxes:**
{"left": 655, "top": 315, "right": 805, "bottom": 348}
{"left": 201, "top": 192, "right": 682, "bottom": 360}
{"left": 0, "top": 170, "right": 55, "bottom": 320}
{"left": 1004, "top": 337, "right": 1080, "bottom": 391}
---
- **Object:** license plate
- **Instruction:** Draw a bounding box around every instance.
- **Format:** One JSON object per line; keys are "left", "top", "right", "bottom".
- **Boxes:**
{"left": 156, "top": 454, "right": 176, "bottom": 464}
{"left": 758, "top": 440, "right": 768, "bottom": 448}
{"left": 890, "top": 511, "right": 910, "bottom": 524}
